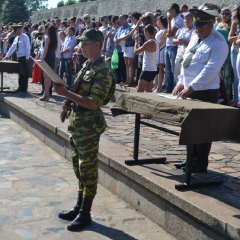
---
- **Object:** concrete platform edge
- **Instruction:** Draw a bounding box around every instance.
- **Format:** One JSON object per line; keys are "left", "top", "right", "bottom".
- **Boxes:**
{"left": 0, "top": 94, "right": 238, "bottom": 240}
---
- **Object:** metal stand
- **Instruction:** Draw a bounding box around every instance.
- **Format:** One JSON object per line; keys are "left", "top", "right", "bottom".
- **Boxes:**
{"left": 175, "top": 145, "right": 222, "bottom": 190}
{"left": 125, "top": 114, "right": 167, "bottom": 166}
{"left": 125, "top": 114, "right": 222, "bottom": 190}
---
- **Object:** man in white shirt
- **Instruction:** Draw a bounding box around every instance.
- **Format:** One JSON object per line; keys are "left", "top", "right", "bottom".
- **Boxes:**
{"left": 165, "top": 3, "right": 185, "bottom": 93}
{"left": 172, "top": 6, "right": 228, "bottom": 172}
{"left": 4, "top": 25, "right": 30, "bottom": 92}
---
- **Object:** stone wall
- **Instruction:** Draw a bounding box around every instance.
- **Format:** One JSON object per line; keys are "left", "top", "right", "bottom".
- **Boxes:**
{"left": 32, "top": 0, "right": 239, "bottom": 23}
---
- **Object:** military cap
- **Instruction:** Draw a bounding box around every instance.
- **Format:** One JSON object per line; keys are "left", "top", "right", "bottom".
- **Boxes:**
{"left": 189, "top": 6, "right": 219, "bottom": 27}
{"left": 12, "top": 24, "right": 23, "bottom": 30}
{"left": 78, "top": 29, "right": 104, "bottom": 44}
{"left": 203, "top": 3, "right": 220, "bottom": 11}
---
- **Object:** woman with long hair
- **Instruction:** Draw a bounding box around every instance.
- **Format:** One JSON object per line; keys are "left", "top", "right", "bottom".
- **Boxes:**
{"left": 39, "top": 24, "right": 58, "bottom": 101}
{"left": 229, "top": 5, "right": 240, "bottom": 106}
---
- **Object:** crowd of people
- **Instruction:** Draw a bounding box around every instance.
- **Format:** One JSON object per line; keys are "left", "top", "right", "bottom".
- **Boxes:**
{"left": 0, "top": 3, "right": 240, "bottom": 105}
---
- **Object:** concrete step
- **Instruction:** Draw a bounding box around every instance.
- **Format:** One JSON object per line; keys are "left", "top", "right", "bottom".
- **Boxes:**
{"left": 0, "top": 93, "right": 239, "bottom": 240}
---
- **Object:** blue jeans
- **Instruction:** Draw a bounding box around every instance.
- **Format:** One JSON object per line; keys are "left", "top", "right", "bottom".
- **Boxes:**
{"left": 165, "top": 46, "right": 177, "bottom": 93}
{"left": 230, "top": 51, "right": 239, "bottom": 101}
{"left": 59, "top": 58, "right": 72, "bottom": 87}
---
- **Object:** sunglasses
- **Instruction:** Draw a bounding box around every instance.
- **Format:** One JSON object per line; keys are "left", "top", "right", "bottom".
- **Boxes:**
{"left": 84, "top": 18, "right": 89, "bottom": 20}
{"left": 221, "top": 12, "right": 230, "bottom": 16}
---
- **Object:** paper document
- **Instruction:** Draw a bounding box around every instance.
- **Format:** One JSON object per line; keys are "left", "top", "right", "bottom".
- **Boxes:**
{"left": 31, "top": 57, "right": 68, "bottom": 87}
{"left": 158, "top": 94, "right": 191, "bottom": 100}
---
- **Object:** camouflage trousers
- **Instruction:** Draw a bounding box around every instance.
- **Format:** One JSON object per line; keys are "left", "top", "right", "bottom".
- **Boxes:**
{"left": 69, "top": 133, "right": 100, "bottom": 201}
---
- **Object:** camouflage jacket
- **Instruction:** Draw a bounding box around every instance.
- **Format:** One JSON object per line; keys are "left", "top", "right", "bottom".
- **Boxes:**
{"left": 68, "top": 57, "right": 115, "bottom": 137}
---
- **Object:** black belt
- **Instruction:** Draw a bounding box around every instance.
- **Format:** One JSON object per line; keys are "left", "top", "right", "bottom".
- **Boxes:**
{"left": 125, "top": 44, "right": 134, "bottom": 47}
{"left": 71, "top": 103, "right": 92, "bottom": 113}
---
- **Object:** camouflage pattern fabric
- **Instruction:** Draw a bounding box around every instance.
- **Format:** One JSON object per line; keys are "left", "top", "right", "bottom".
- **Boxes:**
{"left": 68, "top": 57, "right": 115, "bottom": 200}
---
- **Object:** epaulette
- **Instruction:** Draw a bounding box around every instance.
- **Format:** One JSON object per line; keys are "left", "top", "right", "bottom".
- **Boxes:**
{"left": 212, "top": 31, "right": 225, "bottom": 42}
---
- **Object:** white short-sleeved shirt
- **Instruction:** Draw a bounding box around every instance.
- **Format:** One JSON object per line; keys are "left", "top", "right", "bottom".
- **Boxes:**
{"left": 166, "top": 14, "right": 185, "bottom": 47}
{"left": 175, "top": 27, "right": 194, "bottom": 48}
{"left": 178, "top": 30, "right": 228, "bottom": 91}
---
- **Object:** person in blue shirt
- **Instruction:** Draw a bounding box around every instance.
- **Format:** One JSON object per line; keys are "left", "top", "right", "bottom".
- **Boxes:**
{"left": 59, "top": 27, "right": 77, "bottom": 87}
{"left": 114, "top": 15, "right": 129, "bottom": 84}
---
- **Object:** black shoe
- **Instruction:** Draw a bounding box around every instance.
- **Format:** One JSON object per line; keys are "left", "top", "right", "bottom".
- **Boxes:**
{"left": 67, "top": 197, "right": 93, "bottom": 231}
{"left": 67, "top": 212, "right": 92, "bottom": 231}
{"left": 58, "top": 192, "right": 83, "bottom": 221}
{"left": 182, "top": 165, "right": 207, "bottom": 173}
{"left": 175, "top": 162, "right": 186, "bottom": 169}
{"left": 58, "top": 206, "right": 81, "bottom": 221}
{"left": 15, "top": 88, "right": 26, "bottom": 92}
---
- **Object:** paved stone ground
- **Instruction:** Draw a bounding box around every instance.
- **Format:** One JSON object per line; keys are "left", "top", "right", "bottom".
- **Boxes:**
{"left": 0, "top": 116, "right": 176, "bottom": 240}
{"left": 2, "top": 73, "right": 240, "bottom": 200}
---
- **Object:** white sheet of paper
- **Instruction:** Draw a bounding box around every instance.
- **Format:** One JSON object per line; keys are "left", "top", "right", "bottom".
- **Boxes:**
{"left": 158, "top": 94, "right": 191, "bottom": 100}
{"left": 31, "top": 57, "right": 68, "bottom": 87}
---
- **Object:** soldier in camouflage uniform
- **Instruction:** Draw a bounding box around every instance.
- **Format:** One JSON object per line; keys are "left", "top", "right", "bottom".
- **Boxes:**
{"left": 54, "top": 29, "right": 115, "bottom": 231}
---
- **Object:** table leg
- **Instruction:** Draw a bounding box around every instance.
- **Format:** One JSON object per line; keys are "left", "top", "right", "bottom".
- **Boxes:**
{"left": 125, "top": 114, "right": 166, "bottom": 166}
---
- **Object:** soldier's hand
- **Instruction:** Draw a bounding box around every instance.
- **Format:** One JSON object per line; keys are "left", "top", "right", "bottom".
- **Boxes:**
{"left": 62, "top": 100, "right": 70, "bottom": 112}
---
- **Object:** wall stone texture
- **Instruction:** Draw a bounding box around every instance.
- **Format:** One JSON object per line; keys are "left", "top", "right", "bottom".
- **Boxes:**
{"left": 32, "top": 0, "right": 239, "bottom": 23}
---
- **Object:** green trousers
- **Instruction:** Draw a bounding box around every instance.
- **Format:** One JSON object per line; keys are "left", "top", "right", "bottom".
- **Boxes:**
{"left": 70, "top": 133, "right": 100, "bottom": 201}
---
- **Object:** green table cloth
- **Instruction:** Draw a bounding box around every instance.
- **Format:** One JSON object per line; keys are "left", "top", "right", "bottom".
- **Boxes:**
{"left": 111, "top": 93, "right": 240, "bottom": 145}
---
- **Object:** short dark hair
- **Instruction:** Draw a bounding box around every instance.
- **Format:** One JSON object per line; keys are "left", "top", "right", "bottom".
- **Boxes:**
{"left": 181, "top": 4, "right": 188, "bottom": 10}
{"left": 141, "top": 15, "right": 153, "bottom": 26}
{"left": 119, "top": 14, "right": 128, "bottom": 20}
{"left": 61, "top": 21, "right": 67, "bottom": 28}
{"left": 111, "top": 15, "right": 119, "bottom": 23}
{"left": 69, "top": 26, "right": 75, "bottom": 33}
{"left": 131, "top": 12, "right": 141, "bottom": 21}
{"left": 23, "top": 26, "right": 29, "bottom": 32}
{"left": 144, "top": 24, "right": 155, "bottom": 35}
{"left": 70, "top": 17, "right": 76, "bottom": 22}
{"left": 169, "top": 3, "right": 180, "bottom": 14}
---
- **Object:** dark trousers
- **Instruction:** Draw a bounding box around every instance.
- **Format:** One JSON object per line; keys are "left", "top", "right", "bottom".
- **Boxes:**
{"left": 189, "top": 89, "right": 219, "bottom": 167}
{"left": 18, "top": 56, "right": 29, "bottom": 92}
{"left": 116, "top": 52, "right": 126, "bottom": 83}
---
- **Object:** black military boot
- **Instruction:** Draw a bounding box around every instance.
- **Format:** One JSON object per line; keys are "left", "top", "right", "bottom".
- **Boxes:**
{"left": 58, "top": 192, "right": 83, "bottom": 221}
{"left": 67, "top": 198, "right": 93, "bottom": 231}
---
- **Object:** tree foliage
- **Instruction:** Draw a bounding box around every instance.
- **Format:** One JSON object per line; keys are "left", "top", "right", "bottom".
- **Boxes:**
{"left": 2, "top": 0, "right": 29, "bottom": 24}
{"left": 65, "top": 0, "right": 76, "bottom": 6}
{"left": 79, "top": 0, "right": 95, "bottom": 2}
{"left": 25, "top": 0, "right": 48, "bottom": 13}
{"left": 57, "top": 0, "right": 64, "bottom": 8}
